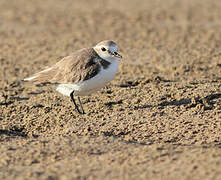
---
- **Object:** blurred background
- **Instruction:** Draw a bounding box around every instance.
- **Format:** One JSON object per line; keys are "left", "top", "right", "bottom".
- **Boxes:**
{"left": 0, "top": 0, "right": 220, "bottom": 82}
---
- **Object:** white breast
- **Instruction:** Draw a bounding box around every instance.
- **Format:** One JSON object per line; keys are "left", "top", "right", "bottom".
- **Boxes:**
{"left": 55, "top": 60, "right": 119, "bottom": 96}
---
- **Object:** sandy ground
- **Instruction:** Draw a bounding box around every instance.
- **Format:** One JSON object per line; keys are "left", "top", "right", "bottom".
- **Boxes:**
{"left": 0, "top": 0, "right": 221, "bottom": 179}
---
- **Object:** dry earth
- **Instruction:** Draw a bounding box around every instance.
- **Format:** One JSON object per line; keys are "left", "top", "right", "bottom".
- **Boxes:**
{"left": 0, "top": 0, "right": 221, "bottom": 179}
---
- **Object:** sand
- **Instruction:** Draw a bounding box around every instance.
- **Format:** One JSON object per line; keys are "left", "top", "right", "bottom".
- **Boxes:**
{"left": 0, "top": 0, "right": 221, "bottom": 179}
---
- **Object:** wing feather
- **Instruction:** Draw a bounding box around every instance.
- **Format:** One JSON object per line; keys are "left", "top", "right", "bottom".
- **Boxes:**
{"left": 24, "top": 48, "right": 100, "bottom": 84}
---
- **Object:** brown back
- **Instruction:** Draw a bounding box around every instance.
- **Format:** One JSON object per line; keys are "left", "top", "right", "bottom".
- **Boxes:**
{"left": 31, "top": 48, "right": 105, "bottom": 84}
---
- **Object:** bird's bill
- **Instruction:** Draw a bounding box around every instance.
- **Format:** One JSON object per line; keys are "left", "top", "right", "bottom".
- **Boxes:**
{"left": 114, "top": 52, "right": 123, "bottom": 59}
{"left": 108, "top": 50, "right": 123, "bottom": 59}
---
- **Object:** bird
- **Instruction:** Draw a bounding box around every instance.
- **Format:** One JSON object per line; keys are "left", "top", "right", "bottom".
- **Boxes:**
{"left": 24, "top": 40, "right": 122, "bottom": 114}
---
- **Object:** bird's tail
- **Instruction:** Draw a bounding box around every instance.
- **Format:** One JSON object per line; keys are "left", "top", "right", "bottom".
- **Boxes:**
{"left": 23, "top": 67, "right": 54, "bottom": 84}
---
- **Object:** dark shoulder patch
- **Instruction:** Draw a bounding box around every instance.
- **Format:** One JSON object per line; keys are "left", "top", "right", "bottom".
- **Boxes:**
{"left": 100, "top": 59, "right": 111, "bottom": 69}
{"left": 83, "top": 63, "right": 100, "bottom": 81}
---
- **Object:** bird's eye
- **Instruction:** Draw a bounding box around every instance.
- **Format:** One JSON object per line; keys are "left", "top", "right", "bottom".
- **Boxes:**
{"left": 101, "top": 47, "right": 106, "bottom": 51}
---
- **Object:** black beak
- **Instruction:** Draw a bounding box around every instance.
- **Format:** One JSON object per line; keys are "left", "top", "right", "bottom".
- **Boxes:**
{"left": 114, "top": 52, "right": 122, "bottom": 58}
{"left": 109, "top": 50, "right": 122, "bottom": 58}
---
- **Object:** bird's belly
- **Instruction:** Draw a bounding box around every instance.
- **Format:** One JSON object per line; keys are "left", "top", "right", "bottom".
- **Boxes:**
{"left": 55, "top": 62, "right": 118, "bottom": 96}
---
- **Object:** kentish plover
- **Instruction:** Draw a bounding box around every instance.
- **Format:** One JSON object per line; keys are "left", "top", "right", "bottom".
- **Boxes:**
{"left": 24, "top": 40, "right": 122, "bottom": 114}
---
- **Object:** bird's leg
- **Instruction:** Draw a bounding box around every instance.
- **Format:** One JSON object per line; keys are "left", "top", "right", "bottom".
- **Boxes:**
{"left": 78, "top": 96, "right": 85, "bottom": 114}
{"left": 70, "top": 91, "right": 84, "bottom": 114}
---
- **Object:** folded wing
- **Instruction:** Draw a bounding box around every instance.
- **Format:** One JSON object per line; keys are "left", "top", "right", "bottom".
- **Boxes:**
{"left": 24, "top": 48, "right": 100, "bottom": 85}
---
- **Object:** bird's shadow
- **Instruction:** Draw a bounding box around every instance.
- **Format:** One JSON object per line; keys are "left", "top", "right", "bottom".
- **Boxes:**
{"left": 134, "top": 93, "right": 221, "bottom": 110}
{"left": 159, "top": 93, "right": 221, "bottom": 109}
